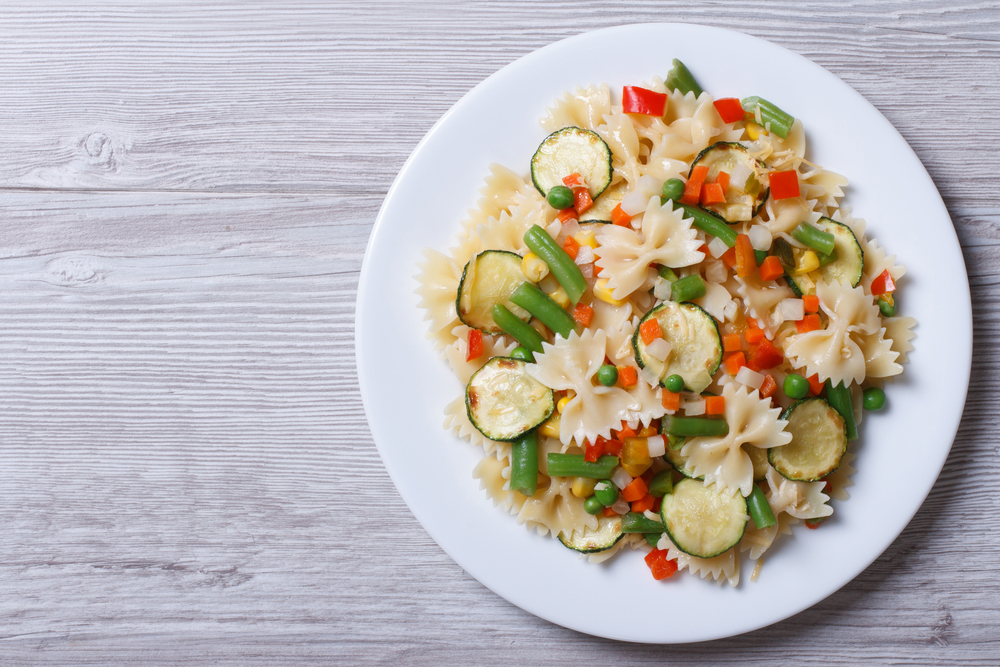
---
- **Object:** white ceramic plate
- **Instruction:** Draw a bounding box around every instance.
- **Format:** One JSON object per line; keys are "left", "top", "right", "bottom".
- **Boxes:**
{"left": 356, "top": 23, "right": 971, "bottom": 643}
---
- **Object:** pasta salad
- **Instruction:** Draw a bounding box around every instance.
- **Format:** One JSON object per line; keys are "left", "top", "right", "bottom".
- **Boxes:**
{"left": 414, "top": 60, "right": 915, "bottom": 586}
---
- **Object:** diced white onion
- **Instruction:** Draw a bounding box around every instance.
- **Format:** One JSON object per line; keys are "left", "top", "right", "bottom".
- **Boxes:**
{"left": 730, "top": 162, "right": 752, "bottom": 190}
{"left": 749, "top": 225, "right": 772, "bottom": 251}
{"left": 574, "top": 245, "right": 594, "bottom": 265}
{"left": 611, "top": 498, "right": 631, "bottom": 515}
{"left": 736, "top": 366, "right": 765, "bottom": 389}
{"left": 579, "top": 262, "right": 594, "bottom": 283}
{"left": 704, "top": 258, "right": 728, "bottom": 283}
{"left": 779, "top": 298, "right": 805, "bottom": 322}
{"left": 684, "top": 399, "right": 706, "bottom": 416}
{"left": 645, "top": 337, "right": 672, "bottom": 362}
{"left": 639, "top": 365, "right": 661, "bottom": 388}
{"left": 708, "top": 237, "right": 729, "bottom": 259}
{"left": 620, "top": 191, "right": 651, "bottom": 216}
{"left": 652, "top": 276, "right": 673, "bottom": 301}
{"left": 647, "top": 435, "right": 666, "bottom": 458}
{"left": 637, "top": 175, "right": 662, "bottom": 195}
{"left": 611, "top": 468, "right": 633, "bottom": 490}
{"left": 723, "top": 300, "right": 738, "bottom": 322}
{"left": 557, "top": 219, "right": 580, "bottom": 242}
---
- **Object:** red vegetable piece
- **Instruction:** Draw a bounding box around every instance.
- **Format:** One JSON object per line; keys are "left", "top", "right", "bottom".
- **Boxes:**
{"left": 870, "top": 269, "right": 896, "bottom": 296}
{"left": 713, "top": 97, "right": 746, "bottom": 124}
{"left": 682, "top": 165, "right": 709, "bottom": 205}
{"left": 747, "top": 338, "right": 784, "bottom": 371}
{"left": 622, "top": 86, "right": 668, "bottom": 116}
{"left": 584, "top": 439, "right": 604, "bottom": 463}
{"left": 768, "top": 170, "right": 800, "bottom": 200}
{"left": 466, "top": 329, "right": 483, "bottom": 362}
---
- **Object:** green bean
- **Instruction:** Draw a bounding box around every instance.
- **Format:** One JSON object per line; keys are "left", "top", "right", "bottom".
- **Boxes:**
{"left": 546, "top": 185, "right": 574, "bottom": 210}
{"left": 863, "top": 387, "right": 886, "bottom": 411}
{"left": 658, "top": 265, "right": 680, "bottom": 284}
{"left": 741, "top": 96, "right": 794, "bottom": 139}
{"left": 593, "top": 480, "right": 619, "bottom": 506}
{"left": 523, "top": 225, "right": 587, "bottom": 305}
{"left": 783, "top": 373, "right": 809, "bottom": 400}
{"left": 509, "top": 346, "right": 535, "bottom": 363}
{"left": 664, "top": 59, "right": 703, "bottom": 97}
{"left": 584, "top": 496, "right": 604, "bottom": 515}
{"left": 509, "top": 430, "right": 539, "bottom": 496}
{"left": 661, "top": 178, "right": 686, "bottom": 203}
{"left": 492, "top": 304, "right": 545, "bottom": 354}
{"left": 747, "top": 484, "right": 776, "bottom": 529}
{"left": 546, "top": 453, "right": 619, "bottom": 479}
{"left": 622, "top": 512, "right": 666, "bottom": 534}
{"left": 509, "top": 282, "right": 576, "bottom": 340}
{"left": 818, "top": 250, "right": 838, "bottom": 267}
{"left": 648, "top": 470, "right": 674, "bottom": 497}
{"left": 792, "top": 222, "right": 836, "bottom": 256}
{"left": 754, "top": 249, "right": 768, "bottom": 266}
{"left": 671, "top": 274, "right": 707, "bottom": 302}
{"left": 667, "top": 434, "right": 686, "bottom": 451}
{"left": 662, "top": 415, "right": 729, "bottom": 438}
{"left": 675, "top": 203, "right": 738, "bottom": 247}
{"left": 878, "top": 295, "right": 897, "bottom": 317}
{"left": 825, "top": 380, "right": 858, "bottom": 441}
{"left": 645, "top": 532, "right": 662, "bottom": 547}
{"left": 664, "top": 374, "right": 685, "bottom": 393}
{"left": 597, "top": 364, "right": 618, "bottom": 387}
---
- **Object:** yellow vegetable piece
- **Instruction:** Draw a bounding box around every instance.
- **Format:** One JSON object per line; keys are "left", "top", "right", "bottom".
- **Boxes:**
{"left": 594, "top": 279, "right": 627, "bottom": 306}
{"left": 795, "top": 250, "right": 820, "bottom": 274}
{"left": 556, "top": 396, "right": 572, "bottom": 414}
{"left": 573, "top": 230, "right": 598, "bottom": 249}
{"left": 637, "top": 425, "right": 657, "bottom": 438}
{"left": 745, "top": 121, "right": 768, "bottom": 141}
{"left": 571, "top": 476, "right": 597, "bottom": 498}
{"left": 548, "top": 286, "right": 571, "bottom": 309}
{"left": 539, "top": 413, "right": 561, "bottom": 439}
{"left": 621, "top": 437, "right": 652, "bottom": 478}
{"left": 520, "top": 252, "right": 549, "bottom": 283}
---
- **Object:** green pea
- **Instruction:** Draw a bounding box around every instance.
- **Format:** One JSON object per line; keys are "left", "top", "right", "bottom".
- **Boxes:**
{"left": 509, "top": 346, "right": 535, "bottom": 363}
{"left": 661, "top": 178, "right": 685, "bottom": 203}
{"left": 597, "top": 364, "right": 619, "bottom": 387}
{"left": 546, "top": 185, "right": 575, "bottom": 210}
{"left": 784, "top": 373, "right": 809, "bottom": 400}
{"left": 863, "top": 387, "right": 886, "bottom": 411}
{"left": 878, "top": 296, "right": 897, "bottom": 318}
{"left": 593, "top": 480, "right": 619, "bottom": 507}
{"left": 664, "top": 374, "right": 685, "bottom": 393}
{"left": 583, "top": 496, "right": 604, "bottom": 515}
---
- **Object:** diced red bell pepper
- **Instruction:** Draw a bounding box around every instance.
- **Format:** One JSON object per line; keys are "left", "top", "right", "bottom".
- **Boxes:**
{"left": 768, "top": 170, "right": 800, "bottom": 200}
{"left": 759, "top": 373, "right": 778, "bottom": 399}
{"left": 808, "top": 374, "right": 824, "bottom": 396}
{"left": 584, "top": 439, "right": 604, "bottom": 463}
{"left": 644, "top": 548, "right": 678, "bottom": 580}
{"left": 603, "top": 438, "right": 623, "bottom": 457}
{"left": 713, "top": 97, "right": 746, "bottom": 124}
{"left": 622, "top": 86, "right": 668, "bottom": 116}
{"left": 870, "top": 269, "right": 896, "bottom": 296}
{"left": 747, "top": 338, "right": 784, "bottom": 371}
{"left": 574, "top": 187, "right": 593, "bottom": 214}
{"left": 466, "top": 329, "right": 483, "bottom": 362}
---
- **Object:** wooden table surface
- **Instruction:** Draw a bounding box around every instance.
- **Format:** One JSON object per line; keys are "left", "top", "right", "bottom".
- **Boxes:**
{"left": 1, "top": 2, "right": 997, "bottom": 664}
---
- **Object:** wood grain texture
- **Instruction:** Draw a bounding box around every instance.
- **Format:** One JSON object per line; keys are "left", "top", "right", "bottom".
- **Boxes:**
{"left": 0, "top": 1, "right": 998, "bottom": 665}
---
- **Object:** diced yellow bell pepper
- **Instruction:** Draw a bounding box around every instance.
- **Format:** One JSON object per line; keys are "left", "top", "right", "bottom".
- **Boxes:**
{"left": 795, "top": 250, "right": 820, "bottom": 274}
{"left": 571, "top": 476, "right": 597, "bottom": 498}
{"left": 637, "top": 425, "right": 657, "bottom": 438}
{"left": 539, "top": 413, "right": 561, "bottom": 439}
{"left": 745, "top": 121, "right": 768, "bottom": 141}
{"left": 621, "top": 437, "right": 652, "bottom": 477}
{"left": 594, "top": 279, "right": 627, "bottom": 306}
{"left": 573, "top": 230, "right": 598, "bottom": 249}
{"left": 520, "top": 252, "right": 549, "bottom": 282}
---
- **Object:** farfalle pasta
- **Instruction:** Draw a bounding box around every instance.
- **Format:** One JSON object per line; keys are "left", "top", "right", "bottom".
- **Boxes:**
{"left": 414, "top": 59, "right": 914, "bottom": 586}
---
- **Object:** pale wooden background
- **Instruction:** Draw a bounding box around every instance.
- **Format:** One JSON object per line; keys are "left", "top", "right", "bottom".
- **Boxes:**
{"left": 0, "top": 1, "right": 997, "bottom": 664}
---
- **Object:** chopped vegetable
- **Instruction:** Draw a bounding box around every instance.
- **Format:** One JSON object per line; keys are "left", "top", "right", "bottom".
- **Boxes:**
{"left": 863, "top": 387, "right": 887, "bottom": 411}
{"left": 674, "top": 203, "right": 738, "bottom": 247}
{"left": 594, "top": 278, "right": 627, "bottom": 306}
{"left": 700, "top": 182, "right": 726, "bottom": 205}
{"left": 870, "top": 268, "right": 896, "bottom": 296}
{"left": 597, "top": 364, "right": 619, "bottom": 387}
{"left": 760, "top": 373, "right": 778, "bottom": 399}
{"left": 715, "top": 170, "right": 730, "bottom": 193}
{"left": 648, "top": 470, "right": 674, "bottom": 497}
{"left": 611, "top": 203, "right": 632, "bottom": 227}
{"left": 510, "top": 430, "right": 539, "bottom": 496}
{"left": 725, "top": 351, "right": 747, "bottom": 375}
{"left": 740, "top": 97, "right": 794, "bottom": 139}
{"left": 671, "top": 274, "right": 707, "bottom": 302}
{"left": 745, "top": 327, "right": 765, "bottom": 344}
{"left": 735, "top": 233, "right": 757, "bottom": 278}
{"left": 574, "top": 187, "right": 594, "bottom": 214}
{"left": 640, "top": 318, "right": 663, "bottom": 345}
{"left": 661, "top": 389, "right": 681, "bottom": 412}
{"left": 796, "top": 314, "right": 822, "bottom": 334}
{"left": 682, "top": 165, "right": 709, "bottom": 205}
{"left": 466, "top": 329, "right": 483, "bottom": 362}
{"left": 803, "top": 294, "right": 820, "bottom": 313}
{"left": 562, "top": 235, "right": 580, "bottom": 260}
{"left": 557, "top": 208, "right": 576, "bottom": 223}
{"left": 792, "top": 222, "right": 836, "bottom": 257}
{"left": 825, "top": 380, "right": 858, "bottom": 441}
{"left": 622, "top": 511, "right": 664, "bottom": 533}
{"left": 573, "top": 302, "right": 594, "bottom": 327}
{"left": 523, "top": 224, "right": 588, "bottom": 305}
{"left": 617, "top": 365, "right": 638, "bottom": 388}
{"left": 713, "top": 97, "right": 745, "bottom": 124}
{"left": 584, "top": 439, "right": 603, "bottom": 462}
{"left": 662, "top": 415, "right": 729, "bottom": 438}
{"left": 704, "top": 395, "right": 725, "bottom": 415}
{"left": 546, "top": 185, "right": 575, "bottom": 209}
{"left": 748, "top": 338, "right": 784, "bottom": 371}
{"left": 510, "top": 282, "right": 576, "bottom": 339}
{"left": 664, "top": 59, "right": 702, "bottom": 97}
{"left": 492, "top": 303, "right": 545, "bottom": 354}
{"left": 621, "top": 476, "right": 648, "bottom": 502}
{"left": 622, "top": 437, "right": 652, "bottom": 477}
{"left": 878, "top": 295, "right": 897, "bottom": 317}
{"left": 661, "top": 178, "right": 685, "bottom": 203}
{"left": 758, "top": 255, "right": 784, "bottom": 281}
{"left": 747, "top": 483, "right": 777, "bottom": 529}
{"left": 623, "top": 86, "right": 668, "bottom": 116}
{"left": 645, "top": 547, "right": 678, "bottom": 580}
{"left": 547, "top": 453, "right": 619, "bottom": 479}
{"left": 768, "top": 170, "right": 800, "bottom": 200}
{"left": 808, "top": 374, "right": 824, "bottom": 396}
{"left": 722, "top": 334, "right": 742, "bottom": 353}
{"left": 783, "top": 373, "right": 809, "bottom": 399}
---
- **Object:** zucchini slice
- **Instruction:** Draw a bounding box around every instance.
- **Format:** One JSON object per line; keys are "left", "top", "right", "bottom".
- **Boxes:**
{"left": 559, "top": 515, "right": 624, "bottom": 553}
{"left": 662, "top": 435, "right": 702, "bottom": 479}
{"left": 769, "top": 398, "right": 847, "bottom": 481}
{"left": 744, "top": 444, "right": 769, "bottom": 481}
{"left": 785, "top": 217, "right": 864, "bottom": 296}
{"left": 457, "top": 250, "right": 532, "bottom": 334}
{"left": 466, "top": 357, "right": 554, "bottom": 442}
{"left": 689, "top": 142, "right": 769, "bottom": 223}
{"left": 531, "top": 127, "right": 613, "bottom": 200}
{"left": 579, "top": 179, "right": 628, "bottom": 223}
{"left": 660, "top": 478, "right": 748, "bottom": 559}
{"left": 633, "top": 302, "right": 722, "bottom": 391}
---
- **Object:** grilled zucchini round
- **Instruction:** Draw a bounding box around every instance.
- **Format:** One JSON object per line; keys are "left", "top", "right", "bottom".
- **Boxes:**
{"left": 531, "top": 127, "right": 613, "bottom": 200}
{"left": 689, "top": 142, "right": 769, "bottom": 223}
{"left": 457, "top": 250, "right": 532, "bottom": 334}
{"left": 769, "top": 397, "right": 847, "bottom": 481}
{"left": 466, "top": 357, "right": 554, "bottom": 442}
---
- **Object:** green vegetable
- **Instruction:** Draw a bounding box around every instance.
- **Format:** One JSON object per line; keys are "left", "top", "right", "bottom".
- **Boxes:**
{"left": 597, "top": 364, "right": 619, "bottom": 387}
{"left": 664, "top": 59, "right": 703, "bottom": 97}
{"left": 792, "top": 222, "right": 836, "bottom": 257}
{"left": 509, "top": 346, "right": 534, "bottom": 363}
{"left": 622, "top": 512, "right": 665, "bottom": 534}
{"left": 632, "top": 302, "right": 722, "bottom": 390}
{"left": 770, "top": 398, "right": 847, "bottom": 481}
{"left": 509, "top": 282, "right": 576, "bottom": 340}
{"left": 863, "top": 387, "right": 886, "bottom": 411}
{"left": 772, "top": 237, "right": 795, "bottom": 267}
{"left": 741, "top": 96, "right": 794, "bottom": 139}
{"left": 658, "top": 265, "right": 680, "bottom": 284}
{"left": 689, "top": 142, "right": 770, "bottom": 222}
{"left": 671, "top": 274, "right": 707, "bottom": 302}
{"left": 667, "top": 434, "right": 686, "bottom": 451}
{"left": 546, "top": 185, "right": 574, "bottom": 210}
{"left": 784, "top": 217, "right": 865, "bottom": 297}
{"left": 783, "top": 373, "right": 810, "bottom": 400}
{"left": 754, "top": 249, "right": 768, "bottom": 266}
{"left": 531, "top": 127, "right": 613, "bottom": 200}
{"left": 593, "top": 480, "right": 619, "bottom": 507}
{"left": 492, "top": 303, "right": 545, "bottom": 354}
{"left": 661, "top": 478, "right": 747, "bottom": 559}
{"left": 457, "top": 250, "right": 531, "bottom": 333}
{"left": 523, "top": 224, "right": 587, "bottom": 305}
{"left": 878, "top": 296, "right": 897, "bottom": 317}
{"left": 546, "top": 453, "right": 619, "bottom": 479}
{"left": 584, "top": 496, "right": 604, "bottom": 515}
{"left": 675, "top": 203, "right": 738, "bottom": 247}
{"left": 747, "top": 483, "right": 776, "bottom": 529}
{"left": 661, "top": 178, "right": 685, "bottom": 203}
{"left": 825, "top": 379, "right": 858, "bottom": 441}
{"left": 559, "top": 515, "right": 624, "bottom": 553}
{"left": 509, "top": 430, "right": 539, "bottom": 496}
{"left": 645, "top": 532, "right": 661, "bottom": 547}
{"left": 648, "top": 469, "right": 674, "bottom": 497}
{"left": 662, "top": 415, "right": 729, "bottom": 438}
{"left": 466, "top": 357, "right": 554, "bottom": 442}
{"left": 665, "top": 374, "right": 685, "bottom": 393}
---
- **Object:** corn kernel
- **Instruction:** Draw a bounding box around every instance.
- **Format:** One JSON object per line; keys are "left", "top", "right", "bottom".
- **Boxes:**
{"left": 520, "top": 252, "right": 549, "bottom": 282}
{"left": 571, "top": 476, "right": 597, "bottom": 498}
{"left": 745, "top": 121, "right": 768, "bottom": 141}
{"left": 795, "top": 250, "right": 820, "bottom": 274}
{"left": 539, "top": 413, "right": 561, "bottom": 439}
{"left": 556, "top": 396, "right": 572, "bottom": 413}
{"left": 637, "top": 425, "right": 657, "bottom": 438}
{"left": 594, "top": 279, "right": 627, "bottom": 306}
{"left": 573, "top": 230, "right": 598, "bottom": 249}
{"left": 621, "top": 437, "right": 652, "bottom": 477}
{"left": 547, "top": 286, "right": 571, "bottom": 309}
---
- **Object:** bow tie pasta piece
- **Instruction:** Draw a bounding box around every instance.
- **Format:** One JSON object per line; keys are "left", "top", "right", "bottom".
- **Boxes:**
{"left": 458, "top": 163, "right": 547, "bottom": 235}
{"left": 540, "top": 84, "right": 612, "bottom": 133}
{"left": 680, "top": 383, "right": 792, "bottom": 498}
{"left": 764, "top": 465, "right": 832, "bottom": 521}
{"left": 736, "top": 274, "right": 795, "bottom": 339}
{"left": 883, "top": 316, "right": 918, "bottom": 365}
{"left": 658, "top": 533, "right": 741, "bottom": 587}
{"left": 595, "top": 197, "right": 704, "bottom": 300}
{"left": 526, "top": 329, "right": 641, "bottom": 446}
{"left": 860, "top": 236, "right": 906, "bottom": 295}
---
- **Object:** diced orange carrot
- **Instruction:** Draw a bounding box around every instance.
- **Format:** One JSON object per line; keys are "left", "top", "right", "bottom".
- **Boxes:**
{"left": 808, "top": 374, "right": 824, "bottom": 396}
{"left": 746, "top": 317, "right": 760, "bottom": 329}
{"left": 617, "top": 365, "right": 638, "bottom": 388}
{"left": 611, "top": 203, "right": 632, "bottom": 227}
{"left": 603, "top": 438, "right": 623, "bottom": 457}
{"left": 614, "top": 423, "right": 636, "bottom": 440}
{"left": 621, "top": 477, "right": 648, "bottom": 502}
{"left": 584, "top": 439, "right": 603, "bottom": 463}
{"left": 572, "top": 303, "right": 594, "bottom": 327}
{"left": 700, "top": 182, "right": 726, "bottom": 205}
{"left": 721, "top": 246, "right": 737, "bottom": 268}
{"left": 705, "top": 395, "right": 726, "bottom": 415}
{"left": 557, "top": 207, "right": 576, "bottom": 223}
{"left": 735, "top": 233, "right": 757, "bottom": 278}
{"left": 803, "top": 294, "right": 820, "bottom": 313}
{"left": 722, "top": 333, "right": 742, "bottom": 352}
{"left": 562, "top": 172, "right": 582, "bottom": 187}
{"left": 563, "top": 235, "right": 580, "bottom": 260}
{"left": 631, "top": 493, "right": 655, "bottom": 514}
{"left": 724, "top": 351, "right": 746, "bottom": 375}
{"left": 682, "top": 165, "right": 709, "bottom": 205}
{"left": 574, "top": 187, "right": 593, "bottom": 214}
{"left": 661, "top": 390, "right": 680, "bottom": 412}
{"left": 602, "top": 506, "right": 619, "bottom": 518}
{"left": 759, "top": 373, "right": 778, "bottom": 399}
{"left": 758, "top": 255, "right": 784, "bottom": 281}
{"left": 745, "top": 327, "right": 766, "bottom": 344}
{"left": 639, "top": 318, "right": 663, "bottom": 345}
{"left": 796, "top": 314, "right": 821, "bottom": 334}
{"left": 715, "top": 170, "right": 730, "bottom": 193}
